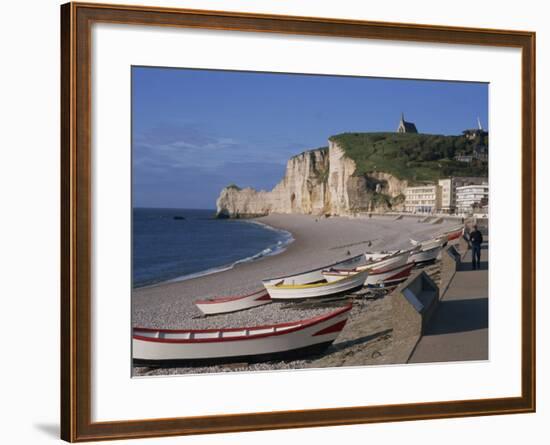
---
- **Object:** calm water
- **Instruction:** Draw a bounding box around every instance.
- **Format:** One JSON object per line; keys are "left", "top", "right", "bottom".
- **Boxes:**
{"left": 132, "top": 208, "right": 293, "bottom": 288}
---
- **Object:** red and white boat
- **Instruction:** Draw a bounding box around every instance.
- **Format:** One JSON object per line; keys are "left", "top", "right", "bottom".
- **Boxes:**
{"left": 133, "top": 304, "right": 352, "bottom": 366}
{"left": 411, "top": 225, "right": 464, "bottom": 249}
{"left": 323, "top": 262, "right": 414, "bottom": 287}
{"left": 364, "top": 262, "right": 415, "bottom": 286}
{"left": 444, "top": 226, "right": 464, "bottom": 243}
{"left": 194, "top": 289, "right": 271, "bottom": 315}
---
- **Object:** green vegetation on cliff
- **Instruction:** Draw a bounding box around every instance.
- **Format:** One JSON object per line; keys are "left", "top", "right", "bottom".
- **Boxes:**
{"left": 225, "top": 184, "right": 242, "bottom": 191}
{"left": 330, "top": 132, "right": 488, "bottom": 183}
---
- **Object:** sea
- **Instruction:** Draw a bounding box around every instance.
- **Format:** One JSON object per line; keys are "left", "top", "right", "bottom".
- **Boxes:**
{"left": 132, "top": 208, "right": 294, "bottom": 288}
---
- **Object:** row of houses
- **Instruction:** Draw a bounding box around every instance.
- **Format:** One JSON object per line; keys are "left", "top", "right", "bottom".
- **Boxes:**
{"left": 404, "top": 177, "right": 488, "bottom": 216}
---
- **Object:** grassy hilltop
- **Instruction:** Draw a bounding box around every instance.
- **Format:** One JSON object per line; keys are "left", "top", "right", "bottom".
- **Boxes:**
{"left": 330, "top": 132, "right": 488, "bottom": 183}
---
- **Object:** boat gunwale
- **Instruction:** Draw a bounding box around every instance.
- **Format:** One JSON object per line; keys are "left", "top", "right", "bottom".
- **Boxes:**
{"left": 325, "top": 261, "right": 414, "bottom": 276}
{"left": 368, "top": 262, "right": 415, "bottom": 276}
{"left": 194, "top": 289, "right": 268, "bottom": 305}
{"left": 266, "top": 269, "right": 368, "bottom": 289}
{"left": 261, "top": 253, "right": 365, "bottom": 283}
{"left": 133, "top": 304, "right": 352, "bottom": 343}
{"left": 415, "top": 245, "right": 442, "bottom": 254}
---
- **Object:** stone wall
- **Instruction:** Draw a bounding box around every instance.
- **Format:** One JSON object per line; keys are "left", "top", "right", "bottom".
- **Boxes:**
{"left": 440, "top": 245, "right": 460, "bottom": 297}
{"left": 391, "top": 271, "right": 440, "bottom": 363}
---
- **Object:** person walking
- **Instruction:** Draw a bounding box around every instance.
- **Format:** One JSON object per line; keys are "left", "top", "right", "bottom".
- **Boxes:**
{"left": 469, "top": 225, "right": 483, "bottom": 270}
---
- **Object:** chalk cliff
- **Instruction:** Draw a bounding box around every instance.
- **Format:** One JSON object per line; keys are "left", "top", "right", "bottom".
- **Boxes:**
{"left": 215, "top": 140, "right": 408, "bottom": 218}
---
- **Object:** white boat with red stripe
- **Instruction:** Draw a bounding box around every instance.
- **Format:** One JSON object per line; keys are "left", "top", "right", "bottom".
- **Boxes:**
{"left": 443, "top": 225, "right": 464, "bottom": 243}
{"left": 364, "top": 262, "right": 415, "bottom": 286}
{"left": 133, "top": 304, "right": 352, "bottom": 366}
{"left": 195, "top": 289, "right": 271, "bottom": 315}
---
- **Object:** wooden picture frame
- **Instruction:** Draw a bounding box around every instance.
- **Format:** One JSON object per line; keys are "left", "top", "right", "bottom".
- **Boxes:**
{"left": 60, "top": 2, "right": 536, "bottom": 442}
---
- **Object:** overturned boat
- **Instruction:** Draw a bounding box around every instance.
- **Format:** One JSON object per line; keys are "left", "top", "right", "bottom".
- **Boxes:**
{"left": 195, "top": 289, "right": 271, "bottom": 315}
{"left": 133, "top": 304, "right": 352, "bottom": 366}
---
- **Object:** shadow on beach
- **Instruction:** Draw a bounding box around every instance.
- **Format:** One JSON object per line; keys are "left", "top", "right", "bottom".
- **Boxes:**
{"left": 328, "top": 328, "right": 392, "bottom": 354}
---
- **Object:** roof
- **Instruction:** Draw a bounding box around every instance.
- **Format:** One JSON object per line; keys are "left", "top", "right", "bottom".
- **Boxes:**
{"left": 397, "top": 113, "right": 418, "bottom": 133}
{"left": 401, "top": 121, "right": 418, "bottom": 132}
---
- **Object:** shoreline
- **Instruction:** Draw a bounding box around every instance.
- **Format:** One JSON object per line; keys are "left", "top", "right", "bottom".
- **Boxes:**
{"left": 135, "top": 219, "right": 295, "bottom": 290}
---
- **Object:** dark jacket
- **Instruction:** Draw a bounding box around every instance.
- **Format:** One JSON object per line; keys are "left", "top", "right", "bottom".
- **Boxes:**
{"left": 469, "top": 230, "right": 483, "bottom": 247}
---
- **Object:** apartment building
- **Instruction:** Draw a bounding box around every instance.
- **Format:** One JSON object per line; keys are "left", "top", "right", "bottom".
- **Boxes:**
{"left": 404, "top": 185, "right": 442, "bottom": 214}
{"left": 456, "top": 183, "right": 489, "bottom": 215}
{"left": 438, "top": 177, "right": 487, "bottom": 214}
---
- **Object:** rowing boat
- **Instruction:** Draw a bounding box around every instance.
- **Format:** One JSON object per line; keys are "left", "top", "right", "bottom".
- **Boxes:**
{"left": 194, "top": 289, "right": 271, "bottom": 315}
{"left": 445, "top": 226, "right": 464, "bottom": 241}
{"left": 365, "top": 262, "right": 415, "bottom": 286}
{"left": 408, "top": 245, "right": 442, "bottom": 264}
{"left": 133, "top": 304, "right": 352, "bottom": 366}
{"left": 263, "top": 269, "right": 368, "bottom": 300}
{"left": 360, "top": 249, "right": 411, "bottom": 272}
{"left": 262, "top": 253, "right": 366, "bottom": 287}
{"left": 410, "top": 236, "right": 445, "bottom": 250}
{"left": 411, "top": 225, "right": 463, "bottom": 249}
{"left": 323, "top": 262, "right": 414, "bottom": 287}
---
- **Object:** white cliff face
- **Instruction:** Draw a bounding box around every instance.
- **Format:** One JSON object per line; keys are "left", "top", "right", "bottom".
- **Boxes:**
{"left": 216, "top": 141, "right": 408, "bottom": 218}
{"left": 367, "top": 171, "right": 409, "bottom": 197}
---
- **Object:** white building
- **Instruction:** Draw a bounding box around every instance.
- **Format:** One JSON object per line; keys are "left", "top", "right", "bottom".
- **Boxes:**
{"left": 456, "top": 184, "right": 489, "bottom": 215}
{"left": 438, "top": 177, "right": 487, "bottom": 214}
{"left": 404, "top": 185, "right": 441, "bottom": 214}
{"left": 438, "top": 178, "right": 454, "bottom": 214}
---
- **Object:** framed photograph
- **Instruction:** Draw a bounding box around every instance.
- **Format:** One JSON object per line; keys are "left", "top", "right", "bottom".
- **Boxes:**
{"left": 61, "top": 2, "right": 536, "bottom": 442}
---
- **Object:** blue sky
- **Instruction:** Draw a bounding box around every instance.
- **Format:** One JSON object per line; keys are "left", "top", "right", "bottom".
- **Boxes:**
{"left": 132, "top": 67, "right": 488, "bottom": 209}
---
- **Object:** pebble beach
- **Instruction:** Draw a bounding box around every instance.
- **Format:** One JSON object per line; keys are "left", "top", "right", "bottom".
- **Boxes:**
{"left": 132, "top": 213, "right": 459, "bottom": 376}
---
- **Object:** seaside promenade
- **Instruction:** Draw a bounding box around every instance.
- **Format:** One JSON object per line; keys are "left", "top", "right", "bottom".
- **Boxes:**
{"left": 408, "top": 237, "right": 489, "bottom": 363}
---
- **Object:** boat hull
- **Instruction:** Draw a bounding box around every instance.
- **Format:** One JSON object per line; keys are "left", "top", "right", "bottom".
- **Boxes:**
{"left": 411, "top": 237, "right": 445, "bottom": 250}
{"left": 264, "top": 270, "right": 368, "bottom": 300}
{"left": 366, "top": 262, "right": 414, "bottom": 286}
{"left": 262, "top": 254, "right": 365, "bottom": 287}
{"left": 133, "top": 341, "right": 335, "bottom": 367}
{"left": 323, "top": 252, "right": 410, "bottom": 284}
{"left": 361, "top": 252, "right": 409, "bottom": 273}
{"left": 408, "top": 245, "right": 442, "bottom": 264}
{"left": 438, "top": 226, "right": 464, "bottom": 245}
{"left": 133, "top": 305, "right": 352, "bottom": 365}
{"left": 195, "top": 289, "right": 271, "bottom": 315}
